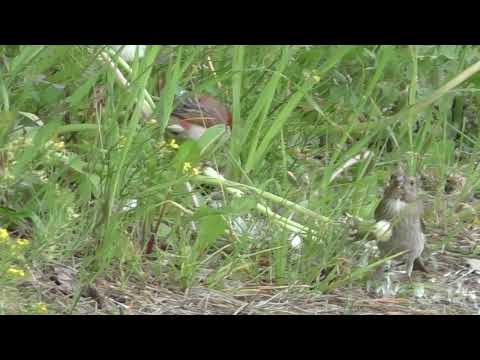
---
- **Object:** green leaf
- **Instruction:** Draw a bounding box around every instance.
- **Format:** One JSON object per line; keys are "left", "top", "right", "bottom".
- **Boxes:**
{"left": 230, "top": 45, "right": 245, "bottom": 158}
{"left": 67, "top": 76, "right": 98, "bottom": 108}
{"left": 438, "top": 45, "right": 459, "bottom": 60}
{"left": 9, "top": 45, "right": 45, "bottom": 79}
{"left": 229, "top": 196, "right": 257, "bottom": 215}
{"left": 66, "top": 155, "right": 87, "bottom": 173}
{"left": 193, "top": 214, "right": 227, "bottom": 255}
{"left": 14, "top": 119, "right": 60, "bottom": 175}
{"left": 0, "top": 111, "right": 18, "bottom": 147}
{"left": 197, "top": 124, "right": 229, "bottom": 157}
{"left": 245, "top": 81, "right": 312, "bottom": 173}
{"left": 191, "top": 206, "right": 225, "bottom": 219}
{"left": 172, "top": 140, "right": 201, "bottom": 172}
{"left": 192, "top": 196, "right": 256, "bottom": 220}
{"left": 241, "top": 47, "right": 290, "bottom": 156}
{"left": 0, "top": 206, "right": 32, "bottom": 223}
{"left": 32, "top": 119, "right": 60, "bottom": 147}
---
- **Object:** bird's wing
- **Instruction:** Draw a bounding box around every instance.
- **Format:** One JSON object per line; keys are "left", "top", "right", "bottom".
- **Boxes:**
{"left": 416, "top": 199, "right": 424, "bottom": 216}
{"left": 374, "top": 198, "right": 392, "bottom": 222}
{"left": 414, "top": 200, "right": 426, "bottom": 232}
{"left": 421, "top": 218, "right": 427, "bottom": 232}
{"left": 172, "top": 95, "right": 231, "bottom": 128}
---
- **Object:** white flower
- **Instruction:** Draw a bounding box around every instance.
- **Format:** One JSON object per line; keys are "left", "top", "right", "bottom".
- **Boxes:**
{"left": 122, "top": 199, "right": 138, "bottom": 211}
{"left": 111, "top": 45, "right": 146, "bottom": 61}
{"left": 290, "top": 234, "right": 303, "bottom": 248}
{"left": 203, "top": 167, "right": 225, "bottom": 180}
{"left": 374, "top": 220, "right": 392, "bottom": 242}
{"left": 414, "top": 284, "right": 425, "bottom": 298}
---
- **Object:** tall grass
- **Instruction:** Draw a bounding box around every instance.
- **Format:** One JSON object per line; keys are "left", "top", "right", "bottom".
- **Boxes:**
{"left": 1, "top": 45, "right": 479, "bottom": 312}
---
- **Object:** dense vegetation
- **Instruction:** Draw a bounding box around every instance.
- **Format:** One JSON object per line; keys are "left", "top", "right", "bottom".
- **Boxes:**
{"left": 1, "top": 45, "right": 480, "bottom": 314}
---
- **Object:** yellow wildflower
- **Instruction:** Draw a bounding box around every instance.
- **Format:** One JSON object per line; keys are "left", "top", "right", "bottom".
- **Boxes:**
{"left": 53, "top": 140, "right": 65, "bottom": 151}
{"left": 33, "top": 303, "right": 48, "bottom": 314}
{"left": 16, "top": 238, "right": 30, "bottom": 247}
{"left": 154, "top": 140, "right": 166, "bottom": 151}
{"left": 7, "top": 267, "right": 26, "bottom": 278}
{"left": 182, "top": 162, "right": 200, "bottom": 176}
{"left": 169, "top": 139, "right": 179, "bottom": 149}
{"left": 183, "top": 162, "right": 192, "bottom": 173}
{"left": 0, "top": 228, "right": 9, "bottom": 242}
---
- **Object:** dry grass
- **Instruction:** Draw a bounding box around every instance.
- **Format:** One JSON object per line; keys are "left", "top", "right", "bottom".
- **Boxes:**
{"left": 19, "top": 231, "right": 480, "bottom": 315}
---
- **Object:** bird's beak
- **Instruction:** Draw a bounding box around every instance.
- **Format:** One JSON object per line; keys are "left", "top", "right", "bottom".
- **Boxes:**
{"left": 167, "top": 124, "right": 186, "bottom": 134}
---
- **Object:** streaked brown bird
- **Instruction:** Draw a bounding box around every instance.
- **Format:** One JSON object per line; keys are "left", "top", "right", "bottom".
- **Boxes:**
{"left": 168, "top": 94, "right": 232, "bottom": 140}
{"left": 374, "top": 167, "right": 427, "bottom": 278}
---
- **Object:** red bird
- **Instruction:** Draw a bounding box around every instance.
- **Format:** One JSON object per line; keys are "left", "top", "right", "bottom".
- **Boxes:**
{"left": 167, "top": 94, "right": 232, "bottom": 140}
{"left": 157, "top": 79, "right": 232, "bottom": 140}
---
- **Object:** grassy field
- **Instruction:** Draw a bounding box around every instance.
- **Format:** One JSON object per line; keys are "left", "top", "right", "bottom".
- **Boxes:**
{"left": 1, "top": 45, "right": 480, "bottom": 314}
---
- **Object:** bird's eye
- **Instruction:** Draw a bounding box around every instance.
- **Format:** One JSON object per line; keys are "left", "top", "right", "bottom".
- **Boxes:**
{"left": 410, "top": 180, "right": 415, "bottom": 186}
